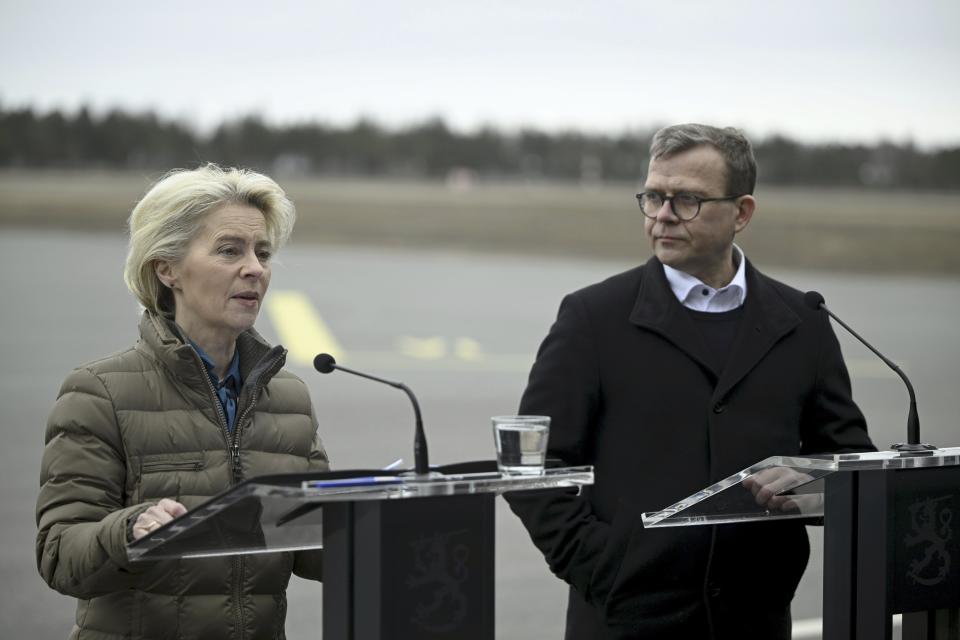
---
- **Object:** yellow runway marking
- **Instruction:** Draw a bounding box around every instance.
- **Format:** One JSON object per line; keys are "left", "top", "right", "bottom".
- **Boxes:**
{"left": 264, "top": 290, "right": 345, "bottom": 366}
{"left": 454, "top": 337, "right": 484, "bottom": 361}
{"left": 396, "top": 336, "right": 447, "bottom": 360}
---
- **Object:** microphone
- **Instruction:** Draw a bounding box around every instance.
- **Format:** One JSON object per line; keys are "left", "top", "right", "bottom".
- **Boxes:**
{"left": 313, "top": 353, "right": 430, "bottom": 475}
{"left": 803, "top": 291, "right": 935, "bottom": 454}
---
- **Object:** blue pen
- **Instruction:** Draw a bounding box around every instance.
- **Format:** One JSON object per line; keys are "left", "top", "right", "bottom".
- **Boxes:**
{"left": 306, "top": 476, "right": 404, "bottom": 488}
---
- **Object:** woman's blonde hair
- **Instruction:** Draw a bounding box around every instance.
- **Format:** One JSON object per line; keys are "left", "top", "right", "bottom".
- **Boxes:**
{"left": 123, "top": 163, "right": 295, "bottom": 316}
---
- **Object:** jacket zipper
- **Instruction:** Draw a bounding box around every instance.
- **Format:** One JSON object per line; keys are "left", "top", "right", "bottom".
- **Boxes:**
{"left": 234, "top": 556, "right": 245, "bottom": 640}
{"left": 191, "top": 347, "right": 285, "bottom": 640}
{"left": 191, "top": 350, "right": 247, "bottom": 640}
{"left": 229, "top": 352, "right": 284, "bottom": 640}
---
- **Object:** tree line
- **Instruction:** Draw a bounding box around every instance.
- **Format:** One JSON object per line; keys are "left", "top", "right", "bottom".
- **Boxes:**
{"left": 1, "top": 105, "right": 958, "bottom": 189}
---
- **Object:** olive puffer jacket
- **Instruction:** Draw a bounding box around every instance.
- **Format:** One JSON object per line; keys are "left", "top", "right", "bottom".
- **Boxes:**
{"left": 37, "top": 311, "right": 330, "bottom": 640}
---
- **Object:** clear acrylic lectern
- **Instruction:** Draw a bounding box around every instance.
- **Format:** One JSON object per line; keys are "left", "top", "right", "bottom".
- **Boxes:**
{"left": 641, "top": 447, "right": 960, "bottom": 640}
{"left": 127, "top": 461, "right": 593, "bottom": 640}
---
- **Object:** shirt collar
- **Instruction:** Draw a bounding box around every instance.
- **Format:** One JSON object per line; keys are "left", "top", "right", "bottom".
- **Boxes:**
{"left": 662, "top": 244, "right": 748, "bottom": 312}
{"left": 189, "top": 339, "right": 241, "bottom": 389}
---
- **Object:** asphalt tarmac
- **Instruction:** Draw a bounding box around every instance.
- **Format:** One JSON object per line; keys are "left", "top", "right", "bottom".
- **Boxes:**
{"left": 3, "top": 229, "right": 957, "bottom": 639}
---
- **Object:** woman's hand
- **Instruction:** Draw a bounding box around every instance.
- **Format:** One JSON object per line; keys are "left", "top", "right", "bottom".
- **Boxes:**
{"left": 131, "top": 498, "right": 188, "bottom": 540}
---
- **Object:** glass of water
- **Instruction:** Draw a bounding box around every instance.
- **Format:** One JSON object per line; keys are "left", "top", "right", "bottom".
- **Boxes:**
{"left": 492, "top": 415, "right": 550, "bottom": 475}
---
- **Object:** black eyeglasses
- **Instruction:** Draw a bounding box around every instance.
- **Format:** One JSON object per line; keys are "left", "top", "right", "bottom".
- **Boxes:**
{"left": 635, "top": 191, "right": 743, "bottom": 221}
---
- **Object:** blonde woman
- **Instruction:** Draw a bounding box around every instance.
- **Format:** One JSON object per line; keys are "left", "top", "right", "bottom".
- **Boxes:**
{"left": 37, "top": 164, "right": 329, "bottom": 639}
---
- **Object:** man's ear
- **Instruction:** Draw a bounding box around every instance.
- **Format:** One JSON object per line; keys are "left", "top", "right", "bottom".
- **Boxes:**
{"left": 154, "top": 260, "right": 177, "bottom": 290}
{"left": 733, "top": 195, "right": 756, "bottom": 233}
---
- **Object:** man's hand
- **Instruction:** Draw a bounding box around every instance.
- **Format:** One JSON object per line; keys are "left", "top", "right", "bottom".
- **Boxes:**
{"left": 742, "top": 467, "right": 820, "bottom": 513}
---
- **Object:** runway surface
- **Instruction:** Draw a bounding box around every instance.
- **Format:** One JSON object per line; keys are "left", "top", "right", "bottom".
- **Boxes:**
{"left": 3, "top": 229, "right": 957, "bottom": 638}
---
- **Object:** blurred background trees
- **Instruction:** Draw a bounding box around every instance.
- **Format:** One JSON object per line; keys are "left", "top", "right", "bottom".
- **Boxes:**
{"left": 1, "top": 104, "right": 958, "bottom": 189}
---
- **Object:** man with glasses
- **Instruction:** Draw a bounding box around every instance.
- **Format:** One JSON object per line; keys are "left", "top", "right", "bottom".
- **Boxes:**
{"left": 506, "top": 123, "right": 874, "bottom": 639}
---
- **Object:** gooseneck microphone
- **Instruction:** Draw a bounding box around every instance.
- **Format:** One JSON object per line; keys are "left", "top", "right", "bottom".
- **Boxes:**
{"left": 313, "top": 353, "right": 430, "bottom": 475}
{"left": 803, "top": 291, "right": 934, "bottom": 454}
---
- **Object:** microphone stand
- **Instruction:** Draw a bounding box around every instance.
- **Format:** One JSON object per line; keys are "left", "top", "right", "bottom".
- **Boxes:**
{"left": 812, "top": 295, "right": 937, "bottom": 456}
{"left": 315, "top": 355, "right": 431, "bottom": 475}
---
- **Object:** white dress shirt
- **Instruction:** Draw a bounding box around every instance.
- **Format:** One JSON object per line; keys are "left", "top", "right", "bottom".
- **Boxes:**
{"left": 662, "top": 244, "right": 748, "bottom": 312}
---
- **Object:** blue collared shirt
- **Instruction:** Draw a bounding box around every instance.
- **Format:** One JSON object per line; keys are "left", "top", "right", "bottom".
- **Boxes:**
{"left": 190, "top": 341, "right": 242, "bottom": 432}
{"left": 662, "top": 244, "right": 748, "bottom": 312}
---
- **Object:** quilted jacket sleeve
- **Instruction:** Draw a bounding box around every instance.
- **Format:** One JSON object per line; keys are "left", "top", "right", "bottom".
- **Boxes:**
{"left": 36, "top": 367, "right": 152, "bottom": 598}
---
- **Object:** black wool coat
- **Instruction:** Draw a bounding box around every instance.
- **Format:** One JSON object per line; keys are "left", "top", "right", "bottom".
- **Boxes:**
{"left": 506, "top": 256, "right": 874, "bottom": 640}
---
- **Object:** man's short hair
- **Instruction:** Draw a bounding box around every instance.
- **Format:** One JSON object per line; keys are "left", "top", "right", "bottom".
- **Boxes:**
{"left": 123, "top": 163, "right": 295, "bottom": 317}
{"left": 650, "top": 124, "right": 757, "bottom": 195}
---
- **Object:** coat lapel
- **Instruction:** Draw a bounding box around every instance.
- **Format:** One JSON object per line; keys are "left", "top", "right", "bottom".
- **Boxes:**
{"left": 628, "top": 257, "right": 717, "bottom": 375}
{"left": 712, "top": 262, "right": 800, "bottom": 401}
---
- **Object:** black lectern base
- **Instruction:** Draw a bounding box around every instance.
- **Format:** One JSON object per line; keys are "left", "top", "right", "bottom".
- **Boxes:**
{"left": 824, "top": 465, "right": 960, "bottom": 640}
{"left": 324, "top": 494, "right": 495, "bottom": 640}
{"left": 903, "top": 608, "right": 960, "bottom": 639}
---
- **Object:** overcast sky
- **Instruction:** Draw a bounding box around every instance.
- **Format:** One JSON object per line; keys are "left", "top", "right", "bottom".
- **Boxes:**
{"left": 2, "top": 1, "right": 958, "bottom": 147}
